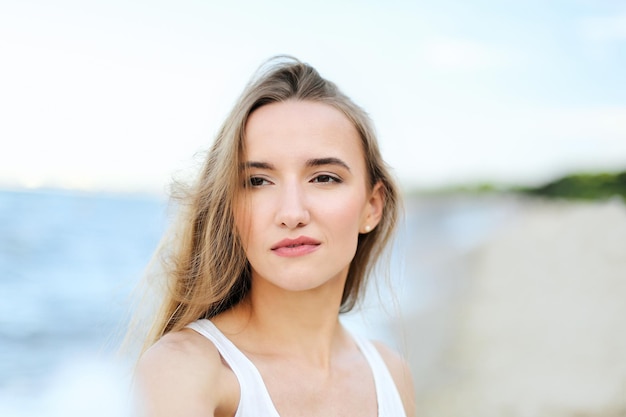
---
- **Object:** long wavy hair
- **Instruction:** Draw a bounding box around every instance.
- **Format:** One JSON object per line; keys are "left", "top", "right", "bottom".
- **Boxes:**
{"left": 138, "top": 56, "right": 400, "bottom": 350}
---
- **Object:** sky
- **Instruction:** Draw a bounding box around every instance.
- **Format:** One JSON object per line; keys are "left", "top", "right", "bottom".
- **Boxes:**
{"left": 1, "top": 0, "right": 625, "bottom": 193}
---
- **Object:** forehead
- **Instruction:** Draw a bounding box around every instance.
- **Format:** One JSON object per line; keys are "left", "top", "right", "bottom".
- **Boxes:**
{"left": 243, "top": 100, "right": 365, "bottom": 167}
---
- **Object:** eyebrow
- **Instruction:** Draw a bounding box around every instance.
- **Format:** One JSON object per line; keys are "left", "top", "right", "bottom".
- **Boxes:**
{"left": 306, "top": 157, "right": 351, "bottom": 171}
{"left": 240, "top": 161, "right": 275, "bottom": 170}
{"left": 240, "top": 157, "right": 351, "bottom": 172}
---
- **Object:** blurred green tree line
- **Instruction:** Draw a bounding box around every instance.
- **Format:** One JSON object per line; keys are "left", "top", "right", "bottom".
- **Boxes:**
{"left": 413, "top": 170, "right": 626, "bottom": 201}
{"left": 520, "top": 171, "right": 626, "bottom": 201}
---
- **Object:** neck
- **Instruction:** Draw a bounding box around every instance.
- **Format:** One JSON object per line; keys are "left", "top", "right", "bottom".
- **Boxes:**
{"left": 226, "top": 275, "right": 350, "bottom": 368}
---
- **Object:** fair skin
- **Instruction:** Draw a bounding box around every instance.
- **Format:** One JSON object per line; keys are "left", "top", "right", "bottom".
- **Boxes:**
{"left": 135, "top": 100, "right": 416, "bottom": 417}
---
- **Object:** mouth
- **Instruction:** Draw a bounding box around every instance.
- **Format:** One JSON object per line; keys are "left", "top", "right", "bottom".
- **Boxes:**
{"left": 271, "top": 236, "right": 321, "bottom": 256}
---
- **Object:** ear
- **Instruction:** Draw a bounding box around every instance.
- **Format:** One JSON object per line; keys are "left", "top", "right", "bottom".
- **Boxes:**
{"left": 360, "top": 181, "right": 385, "bottom": 234}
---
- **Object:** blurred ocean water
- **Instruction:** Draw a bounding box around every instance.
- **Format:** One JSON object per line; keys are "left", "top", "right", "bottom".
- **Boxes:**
{"left": 0, "top": 188, "right": 517, "bottom": 415}
{"left": 0, "top": 189, "right": 168, "bottom": 415}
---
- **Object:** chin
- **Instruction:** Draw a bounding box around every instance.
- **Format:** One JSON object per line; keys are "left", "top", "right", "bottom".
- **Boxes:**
{"left": 254, "top": 271, "right": 346, "bottom": 294}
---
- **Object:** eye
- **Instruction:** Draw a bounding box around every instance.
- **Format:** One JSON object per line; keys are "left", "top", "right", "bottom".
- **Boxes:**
{"left": 311, "top": 174, "right": 342, "bottom": 184}
{"left": 246, "top": 176, "right": 271, "bottom": 187}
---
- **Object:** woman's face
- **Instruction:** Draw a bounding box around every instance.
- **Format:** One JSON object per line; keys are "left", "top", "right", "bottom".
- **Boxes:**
{"left": 234, "top": 100, "right": 383, "bottom": 294}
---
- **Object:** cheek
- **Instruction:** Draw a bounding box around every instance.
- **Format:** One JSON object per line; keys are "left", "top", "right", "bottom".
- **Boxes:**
{"left": 233, "top": 201, "right": 252, "bottom": 247}
{"left": 234, "top": 195, "right": 270, "bottom": 250}
{"left": 322, "top": 196, "right": 367, "bottom": 236}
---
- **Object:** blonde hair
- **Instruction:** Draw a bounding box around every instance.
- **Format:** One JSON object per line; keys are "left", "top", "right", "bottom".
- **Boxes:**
{"left": 142, "top": 56, "right": 400, "bottom": 349}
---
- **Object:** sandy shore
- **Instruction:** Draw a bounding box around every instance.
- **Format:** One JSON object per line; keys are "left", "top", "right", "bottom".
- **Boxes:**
{"left": 396, "top": 196, "right": 626, "bottom": 417}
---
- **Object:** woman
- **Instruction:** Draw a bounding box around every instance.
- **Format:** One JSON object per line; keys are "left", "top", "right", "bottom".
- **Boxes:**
{"left": 134, "top": 56, "right": 415, "bottom": 416}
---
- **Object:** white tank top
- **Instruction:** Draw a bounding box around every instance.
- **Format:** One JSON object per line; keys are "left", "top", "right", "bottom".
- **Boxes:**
{"left": 186, "top": 319, "right": 406, "bottom": 417}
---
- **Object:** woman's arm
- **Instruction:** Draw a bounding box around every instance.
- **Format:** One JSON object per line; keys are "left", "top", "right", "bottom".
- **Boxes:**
{"left": 134, "top": 329, "right": 238, "bottom": 417}
{"left": 373, "top": 341, "right": 417, "bottom": 417}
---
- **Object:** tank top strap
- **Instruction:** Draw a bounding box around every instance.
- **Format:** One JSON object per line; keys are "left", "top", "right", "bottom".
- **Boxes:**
{"left": 350, "top": 332, "right": 407, "bottom": 417}
{"left": 188, "top": 319, "right": 406, "bottom": 417}
{"left": 186, "top": 319, "right": 280, "bottom": 417}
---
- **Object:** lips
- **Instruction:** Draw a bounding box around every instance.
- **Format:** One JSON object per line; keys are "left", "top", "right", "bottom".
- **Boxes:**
{"left": 271, "top": 236, "right": 321, "bottom": 257}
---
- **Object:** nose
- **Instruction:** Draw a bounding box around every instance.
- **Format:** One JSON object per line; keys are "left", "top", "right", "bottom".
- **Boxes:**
{"left": 275, "top": 181, "right": 310, "bottom": 229}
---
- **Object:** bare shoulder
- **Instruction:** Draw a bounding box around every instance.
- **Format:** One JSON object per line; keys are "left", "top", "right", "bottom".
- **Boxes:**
{"left": 372, "top": 340, "right": 417, "bottom": 417}
{"left": 134, "top": 329, "right": 238, "bottom": 417}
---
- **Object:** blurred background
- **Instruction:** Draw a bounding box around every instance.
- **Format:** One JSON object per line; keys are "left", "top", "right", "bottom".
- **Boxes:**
{"left": 1, "top": 1, "right": 625, "bottom": 416}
